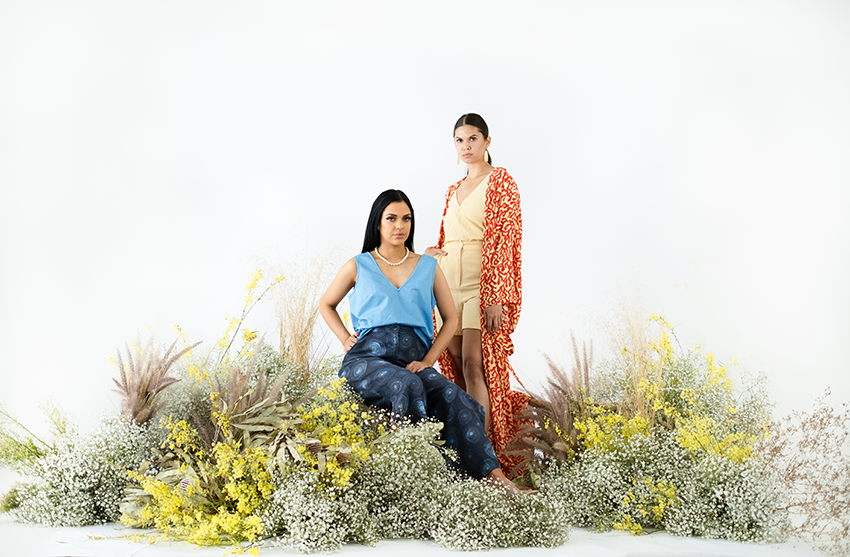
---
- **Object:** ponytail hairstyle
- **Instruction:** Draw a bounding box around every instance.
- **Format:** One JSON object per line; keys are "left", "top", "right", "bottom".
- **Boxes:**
{"left": 361, "top": 189, "right": 416, "bottom": 254}
{"left": 454, "top": 113, "right": 492, "bottom": 165}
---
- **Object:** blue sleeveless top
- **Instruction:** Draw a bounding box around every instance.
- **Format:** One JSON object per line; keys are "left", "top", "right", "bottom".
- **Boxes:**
{"left": 349, "top": 252, "right": 437, "bottom": 349}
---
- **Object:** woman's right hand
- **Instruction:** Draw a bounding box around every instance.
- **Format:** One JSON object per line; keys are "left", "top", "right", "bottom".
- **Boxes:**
{"left": 424, "top": 247, "right": 448, "bottom": 258}
{"left": 343, "top": 332, "right": 359, "bottom": 353}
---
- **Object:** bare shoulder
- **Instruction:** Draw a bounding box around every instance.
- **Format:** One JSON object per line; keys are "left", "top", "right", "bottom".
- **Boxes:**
{"left": 338, "top": 257, "right": 359, "bottom": 281}
{"left": 322, "top": 256, "right": 359, "bottom": 305}
{"left": 432, "top": 260, "right": 450, "bottom": 292}
{"left": 432, "top": 258, "right": 446, "bottom": 276}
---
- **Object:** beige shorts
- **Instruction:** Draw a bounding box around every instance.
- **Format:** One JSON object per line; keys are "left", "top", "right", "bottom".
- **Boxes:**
{"left": 436, "top": 240, "right": 482, "bottom": 336}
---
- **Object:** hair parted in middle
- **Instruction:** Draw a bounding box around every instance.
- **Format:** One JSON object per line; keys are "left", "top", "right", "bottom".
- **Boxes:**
{"left": 454, "top": 113, "right": 493, "bottom": 165}
{"left": 361, "top": 189, "right": 415, "bottom": 254}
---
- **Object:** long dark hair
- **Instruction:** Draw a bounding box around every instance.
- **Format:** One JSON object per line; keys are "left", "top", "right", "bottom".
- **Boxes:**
{"left": 361, "top": 189, "right": 415, "bottom": 253}
{"left": 454, "top": 113, "right": 492, "bottom": 165}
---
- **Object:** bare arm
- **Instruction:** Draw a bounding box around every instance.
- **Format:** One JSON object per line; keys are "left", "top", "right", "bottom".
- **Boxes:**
{"left": 406, "top": 264, "right": 458, "bottom": 372}
{"left": 319, "top": 258, "right": 360, "bottom": 352}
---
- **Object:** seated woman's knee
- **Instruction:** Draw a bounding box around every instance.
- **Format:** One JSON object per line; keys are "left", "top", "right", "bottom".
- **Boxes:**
{"left": 405, "top": 371, "right": 425, "bottom": 395}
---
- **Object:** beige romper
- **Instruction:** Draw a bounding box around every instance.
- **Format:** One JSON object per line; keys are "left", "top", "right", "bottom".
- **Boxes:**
{"left": 436, "top": 172, "right": 491, "bottom": 336}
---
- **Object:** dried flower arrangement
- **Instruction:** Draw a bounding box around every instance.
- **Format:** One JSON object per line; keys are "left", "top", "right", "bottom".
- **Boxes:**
{"left": 1, "top": 274, "right": 847, "bottom": 555}
{"left": 506, "top": 311, "right": 848, "bottom": 556}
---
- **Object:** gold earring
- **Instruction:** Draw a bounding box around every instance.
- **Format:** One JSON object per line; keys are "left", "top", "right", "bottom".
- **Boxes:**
{"left": 457, "top": 155, "right": 460, "bottom": 165}
{"left": 484, "top": 150, "right": 489, "bottom": 163}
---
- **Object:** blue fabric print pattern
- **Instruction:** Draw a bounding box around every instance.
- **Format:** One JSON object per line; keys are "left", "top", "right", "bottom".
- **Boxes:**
{"left": 338, "top": 324, "right": 499, "bottom": 480}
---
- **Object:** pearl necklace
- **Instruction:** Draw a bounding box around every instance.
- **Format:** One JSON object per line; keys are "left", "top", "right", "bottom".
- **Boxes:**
{"left": 375, "top": 247, "right": 409, "bottom": 266}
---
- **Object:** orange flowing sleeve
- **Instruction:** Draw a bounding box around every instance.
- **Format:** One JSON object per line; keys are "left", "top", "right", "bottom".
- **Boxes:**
{"left": 480, "top": 169, "right": 522, "bottom": 333}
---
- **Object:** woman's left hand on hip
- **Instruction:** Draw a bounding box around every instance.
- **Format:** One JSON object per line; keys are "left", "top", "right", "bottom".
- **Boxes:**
{"left": 406, "top": 360, "right": 431, "bottom": 373}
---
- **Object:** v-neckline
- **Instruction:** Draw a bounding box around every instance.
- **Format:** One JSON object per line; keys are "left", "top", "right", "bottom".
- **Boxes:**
{"left": 456, "top": 171, "right": 491, "bottom": 206}
{"left": 367, "top": 252, "right": 423, "bottom": 290}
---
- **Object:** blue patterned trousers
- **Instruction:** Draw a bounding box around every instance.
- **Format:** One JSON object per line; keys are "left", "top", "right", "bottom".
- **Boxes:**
{"left": 339, "top": 324, "right": 499, "bottom": 480}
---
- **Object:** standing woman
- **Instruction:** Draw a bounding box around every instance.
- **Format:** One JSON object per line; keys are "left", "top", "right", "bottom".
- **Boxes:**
{"left": 319, "top": 189, "right": 522, "bottom": 490}
{"left": 425, "top": 113, "right": 529, "bottom": 474}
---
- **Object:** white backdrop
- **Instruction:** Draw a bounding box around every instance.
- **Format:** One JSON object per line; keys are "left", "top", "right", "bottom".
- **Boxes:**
{"left": 1, "top": 1, "right": 848, "bottom": 450}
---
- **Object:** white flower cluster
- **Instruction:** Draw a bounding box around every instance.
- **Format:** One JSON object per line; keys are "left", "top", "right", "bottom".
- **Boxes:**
{"left": 0, "top": 329, "right": 800, "bottom": 552}
{"left": 431, "top": 477, "right": 569, "bottom": 550}
{"left": 261, "top": 420, "right": 569, "bottom": 552}
{"left": 156, "top": 371, "right": 212, "bottom": 427}
{"left": 8, "top": 415, "right": 157, "bottom": 526}
{"left": 352, "top": 421, "right": 451, "bottom": 540}
{"left": 262, "top": 467, "right": 376, "bottom": 552}
{"left": 665, "top": 453, "right": 789, "bottom": 542}
{"left": 541, "top": 429, "right": 787, "bottom": 542}
{"left": 253, "top": 343, "right": 341, "bottom": 400}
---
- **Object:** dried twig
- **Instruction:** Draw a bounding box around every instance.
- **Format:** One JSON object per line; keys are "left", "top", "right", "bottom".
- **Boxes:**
{"left": 759, "top": 389, "right": 850, "bottom": 556}
{"left": 504, "top": 333, "right": 593, "bottom": 476}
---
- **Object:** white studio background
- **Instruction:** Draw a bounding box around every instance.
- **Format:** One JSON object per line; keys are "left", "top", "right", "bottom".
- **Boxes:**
{"left": 1, "top": 0, "right": 848, "bottom": 476}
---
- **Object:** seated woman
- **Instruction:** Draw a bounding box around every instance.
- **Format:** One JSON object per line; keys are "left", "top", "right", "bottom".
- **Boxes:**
{"left": 319, "top": 189, "right": 522, "bottom": 491}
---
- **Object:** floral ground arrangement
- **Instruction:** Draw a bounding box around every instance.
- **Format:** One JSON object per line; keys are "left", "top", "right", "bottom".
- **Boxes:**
{"left": 1, "top": 273, "right": 848, "bottom": 555}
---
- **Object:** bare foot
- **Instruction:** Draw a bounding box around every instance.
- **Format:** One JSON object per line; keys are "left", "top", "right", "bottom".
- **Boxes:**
{"left": 483, "top": 468, "right": 535, "bottom": 495}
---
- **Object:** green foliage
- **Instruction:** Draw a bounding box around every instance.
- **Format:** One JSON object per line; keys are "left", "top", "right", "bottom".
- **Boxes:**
{"left": 0, "top": 403, "right": 59, "bottom": 471}
{"left": 0, "top": 483, "right": 22, "bottom": 513}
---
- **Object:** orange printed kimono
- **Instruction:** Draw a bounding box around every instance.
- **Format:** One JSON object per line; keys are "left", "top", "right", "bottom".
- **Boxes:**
{"left": 432, "top": 167, "right": 530, "bottom": 474}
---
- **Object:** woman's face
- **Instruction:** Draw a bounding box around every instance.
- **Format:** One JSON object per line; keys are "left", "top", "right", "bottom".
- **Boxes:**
{"left": 378, "top": 201, "right": 412, "bottom": 247}
{"left": 454, "top": 124, "right": 491, "bottom": 164}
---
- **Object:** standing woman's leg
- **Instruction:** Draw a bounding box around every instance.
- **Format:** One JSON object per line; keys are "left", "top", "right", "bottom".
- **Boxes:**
{"left": 460, "top": 329, "right": 489, "bottom": 431}
{"left": 443, "top": 242, "right": 490, "bottom": 430}
{"left": 446, "top": 329, "right": 490, "bottom": 431}
{"left": 446, "top": 335, "right": 466, "bottom": 391}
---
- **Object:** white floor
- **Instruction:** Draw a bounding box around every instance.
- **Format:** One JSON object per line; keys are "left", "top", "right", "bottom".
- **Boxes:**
{"left": 0, "top": 514, "right": 828, "bottom": 557}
